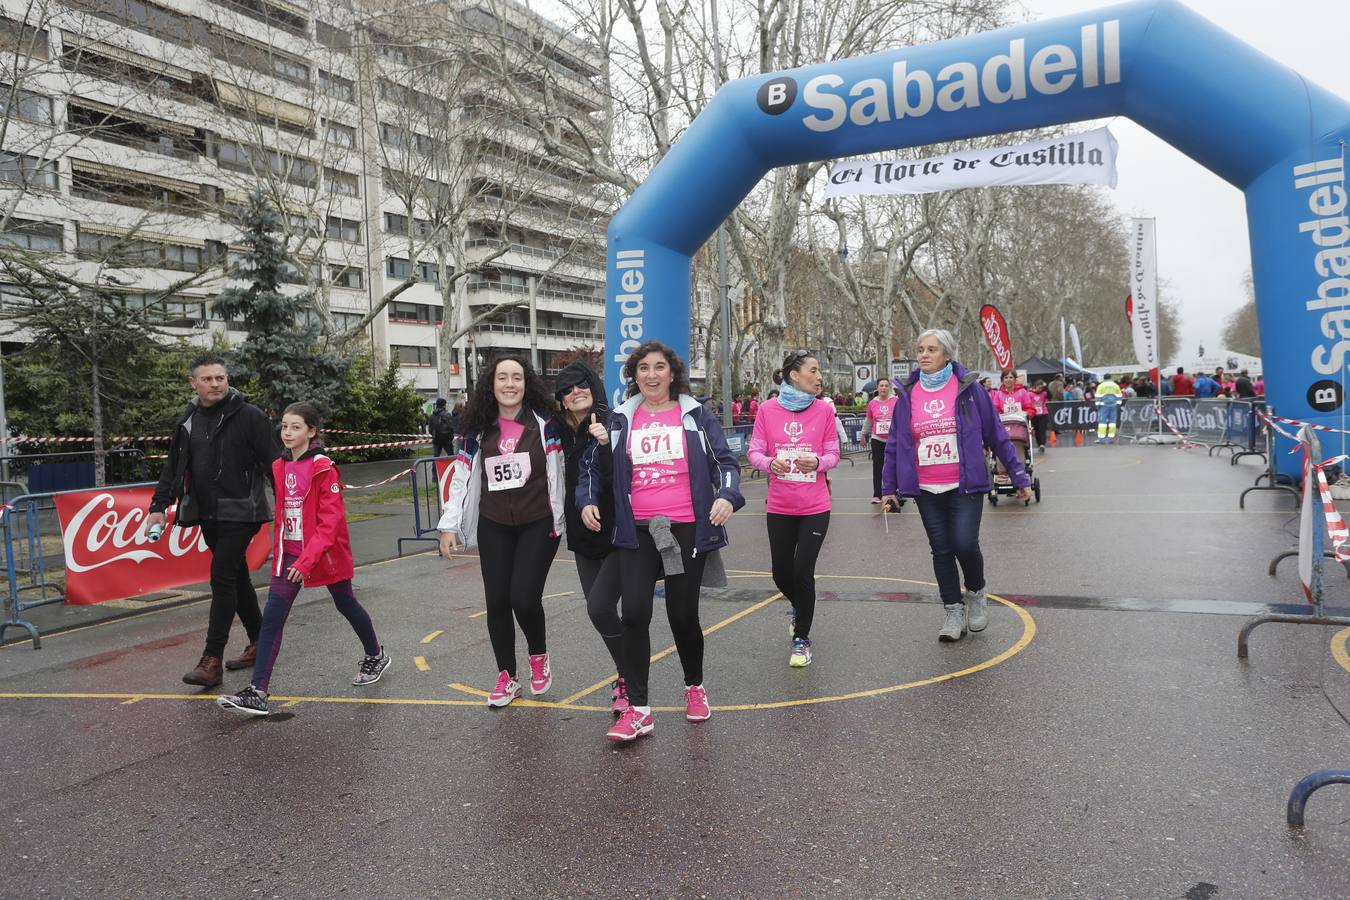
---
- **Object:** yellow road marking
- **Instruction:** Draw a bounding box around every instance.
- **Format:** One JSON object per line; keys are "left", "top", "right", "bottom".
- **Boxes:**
{"left": 420, "top": 630, "right": 444, "bottom": 644}
{"left": 0, "top": 691, "right": 485, "bottom": 707}
{"left": 470, "top": 591, "right": 574, "bottom": 619}
{"left": 449, "top": 682, "right": 490, "bottom": 697}
{"left": 1333, "top": 626, "right": 1350, "bottom": 675}
{"left": 280, "top": 699, "right": 301, "bottom": 708}
{"left": 558, "top": 591, "right": 785, "bottom": 706}
{"left": 414, "top": 656, "right": 431, "bottom": 672}
{"left": 119, "top": 697, "right": 143, "bottom": 705}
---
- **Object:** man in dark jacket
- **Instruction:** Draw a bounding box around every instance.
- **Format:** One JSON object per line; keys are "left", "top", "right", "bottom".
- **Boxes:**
{"left": 145, "top": 354, "right": 279, "bottom": 687}
{"left": 429, "top": 398, "right": 455, "bottom": 456}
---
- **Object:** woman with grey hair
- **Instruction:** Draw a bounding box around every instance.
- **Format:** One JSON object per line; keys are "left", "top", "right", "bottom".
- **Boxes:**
{"left": 881, "top": 329, "right": 1030, "bottom": 641}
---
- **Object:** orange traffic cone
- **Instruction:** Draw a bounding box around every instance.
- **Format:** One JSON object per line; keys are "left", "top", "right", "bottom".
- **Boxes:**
{"left": 1049, "top": 430, "right": 1057, "bottom": 447}
{"left": 1074, "top": 430, "right": 1083, "bottom": 446}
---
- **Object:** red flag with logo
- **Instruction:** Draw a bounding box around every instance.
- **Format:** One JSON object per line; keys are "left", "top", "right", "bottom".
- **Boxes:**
{"left": 55, "top": 486, "right": 272, "bottom": 605}
{"left": 978, "top": 304, "right": 1014, "bottom": 371}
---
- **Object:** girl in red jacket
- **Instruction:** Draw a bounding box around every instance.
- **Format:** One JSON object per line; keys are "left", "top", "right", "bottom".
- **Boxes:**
{"left": 218, "top": 402, "right": 388, "bottom": 716}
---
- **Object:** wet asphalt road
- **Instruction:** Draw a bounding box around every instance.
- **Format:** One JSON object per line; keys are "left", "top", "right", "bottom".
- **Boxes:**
{"left": 2, "top": 444, "right": 1348, "bottom": 898}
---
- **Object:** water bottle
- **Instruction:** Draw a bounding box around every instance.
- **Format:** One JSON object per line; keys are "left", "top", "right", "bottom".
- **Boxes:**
{"left": 148, "top": 523, "right": 164, "bottom": 542}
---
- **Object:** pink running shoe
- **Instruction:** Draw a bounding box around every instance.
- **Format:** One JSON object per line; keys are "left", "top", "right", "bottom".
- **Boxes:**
{"left": 610, "top": 678, "right": 630, "bottom": 715}
{"left": 487, "top": 670, "right": 521, "bottom": 708}
{"left": 528, "top": 653, "right": 552, "bottom": 695}
{"left": 606, "top": 707, "right": 653, "bottom": 742}
{"left": 684, "top": 684, "right": 711, "bottom": 722}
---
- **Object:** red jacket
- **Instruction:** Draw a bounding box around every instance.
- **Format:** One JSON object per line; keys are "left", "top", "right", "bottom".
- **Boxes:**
{"left": 270, "top": 447, "right": 355, "bottom": 586}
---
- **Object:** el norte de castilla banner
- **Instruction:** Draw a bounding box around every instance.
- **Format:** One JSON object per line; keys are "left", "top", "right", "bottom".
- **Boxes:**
{"left": 824, "top": 127, "right": 1118, "bottom": 198}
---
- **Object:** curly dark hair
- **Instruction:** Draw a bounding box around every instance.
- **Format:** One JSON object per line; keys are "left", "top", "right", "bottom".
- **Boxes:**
{"left": 622, "top": 340, "right": 690, "bottom": 400}
{"left": 458, "top": 353, "right": 554, "bottom": 437}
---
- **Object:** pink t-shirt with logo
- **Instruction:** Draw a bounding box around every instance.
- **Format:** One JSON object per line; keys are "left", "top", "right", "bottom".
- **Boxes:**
{"left": 280, "top": 456, "right": 312, "bottom": 555}
{"left": 912, "top": 379, "right": 961, "bottom": 490}
{"left": 495, "top": 417, "right": 524, "bottom": 453}
{"left": 747, "top": 398, "right": 841, "bottom": 516}
{"left": 868, "top": 395, "right": 898, "bottom": 442}
{"left": 629, "top": 405, "right": 695, "bottom": 523}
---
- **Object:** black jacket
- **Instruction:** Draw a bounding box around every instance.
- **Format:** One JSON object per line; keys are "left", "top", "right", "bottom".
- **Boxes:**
{"left": 430, "top": 408, "right": 455, "bottom": 439}
{"left": 150, "top": 388, "right": 279, "bottom": 525}
{"left": 554, "top": 360, "right": 614, "bottom": 559}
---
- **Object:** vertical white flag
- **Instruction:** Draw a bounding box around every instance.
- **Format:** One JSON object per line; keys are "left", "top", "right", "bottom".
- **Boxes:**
{"left": 1069, "top": 324, "right": 1082, "bottom": 366}
{"left": 1129, "top": 218, "right": 1161, "bottom": 371}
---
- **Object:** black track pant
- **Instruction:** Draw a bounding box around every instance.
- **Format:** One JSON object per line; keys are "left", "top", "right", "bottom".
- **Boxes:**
{"left": 576, "top": 551, "right": 624, "bottom": 676}
{"left": 618, "top": 522, "right": 706, "bottom": 707}
{"left": 871, "top": 439, "right": 888, "bottom": 497}
{"left": 477, "top": 516, "right": 558, "bottom": 677}
{"left": 766, "top": 511, "right": 830, "bottom": 640}
{"left": 199, "top": 520, "right": 263, "bottom": 658}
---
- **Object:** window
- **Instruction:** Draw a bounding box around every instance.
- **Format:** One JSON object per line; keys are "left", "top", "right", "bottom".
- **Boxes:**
{"left": 330, "top": 265, "right": 363, "bottom": 289}
{"left": 78, "top": 231, "right": 206, "bottom": 271}
{"left": 325, "top": 120, "right": 356, "bottom": 149}
{"left": 0, "top": 84, "right": 53, "bottom": 124}
{"left": 386, "top": 256, "right": 412, "bottom": 279}
{"left": 418, "top": 260, "right": 439, "bottom": 285}
{"left": 326, "top": 167, "right": 359, "bottom": 197}
{"left": 327, "top": 216, "right": 360, "bottom": 242}
{"left": 318, "top": 70, "right": 353, "bottom": 102}
{"left": 115, "top": 292, "right": 207, "bottom": 327}
{"left": 316, "top": 20, "right": 351, "bottom": 51}
{"left": 389, "top": 301, "right": 442, "bottom": 324}
{"left": 380, "top": 123, "right": 406, "bottom": 149}
{"left": 0, "top": 16, "right": 49, "bottom": 59}
{"left": 392, "top": 344, "right": 436, "bottom": 367}
{"left": 220, "top": 0, "right": 308, "bottom": 36}
{"left": 384, "top": 212, "right": 408, "bottom": 235}
{"left": 213, "top": 34, "right": 309, "bottom": 86}
{"left": 0, "top": 152, "right": 58, "bottom": 189}
{"left": 0, "top": 218, "right": 62, "bottom": 252}
{"left": 63, "top": 0, "right": 198, "bottom": 46}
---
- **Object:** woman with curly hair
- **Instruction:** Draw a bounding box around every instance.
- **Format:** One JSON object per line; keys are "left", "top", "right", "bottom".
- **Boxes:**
{"left": 438, "top": 354, "right": 566, "bottom": 708}
{"left": 579, "top": 341, "right": 745, "bottom": 742}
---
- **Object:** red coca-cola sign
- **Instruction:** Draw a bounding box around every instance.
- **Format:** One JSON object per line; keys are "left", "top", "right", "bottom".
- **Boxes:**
{"left": 435, "top": 457, "right": 454, "bottom": 509}
{"left": 979, "top": 304, "right": 1014, "bottom": 371}
{"left": 54, "top": 486, "right": 271, "bottom": 605}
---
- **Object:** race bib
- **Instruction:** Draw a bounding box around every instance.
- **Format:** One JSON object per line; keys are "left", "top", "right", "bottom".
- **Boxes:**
{"left": 485, "top": 452, "right": 531, "bottom": 491}
{"left": 874, "top": 419, "right": 891, "bottom": 437}
{"left": 775, "top": 447, "right": 817, "bottom": 483}
{"left": 630, "top": 425, "right": 684, "bottom": 466}
{"left": 283, "top": 503, "right": 303, "bottom": 541}
{"left": 918, "top": 433, "right": 959, "bottom": 466}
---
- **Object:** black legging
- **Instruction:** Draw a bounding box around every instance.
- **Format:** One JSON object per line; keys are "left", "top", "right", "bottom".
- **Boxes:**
{"left": 576, "top": 551, "right": 623, "bottom": 676}
{"left": 199, "top": 519, "right": 263, "bottom": 658}
{"left": 871, "top": 439, "right": 888, "bottom": 497}
{"left": 477, "top": 515, "right": 559, "bottom": 677}
{"left": 618, "top": 522, "right": 707, "bottom": 707}
{"left": 1031, "top": 414, "right": 1050, "bottom": 449}
{"left": 766, "top": 511, "right": 830, "bottom": 640}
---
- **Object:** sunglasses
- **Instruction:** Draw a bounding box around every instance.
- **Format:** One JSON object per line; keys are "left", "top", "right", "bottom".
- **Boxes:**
{"left": 559, "top": 383, "right": 591, "bottom": 397}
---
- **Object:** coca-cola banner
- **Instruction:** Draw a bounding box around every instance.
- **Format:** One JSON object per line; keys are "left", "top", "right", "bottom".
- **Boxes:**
{"left": 55, "top": 487, "right": 271, "bottom": 606}
{"left": 979, "top": 304, "right": 1013, "bottom": 371}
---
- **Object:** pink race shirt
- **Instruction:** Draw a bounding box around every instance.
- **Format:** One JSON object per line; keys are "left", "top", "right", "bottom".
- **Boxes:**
{"left": 747, "top": 398, "right": 841, "bottom": 516}
{"left": 280, "top": 456, "right": 312, "bottom": 555}
{"left": 868, "top": 396, "right": 898, "bottom": 442}
{"left": 629, "top": 405, "right": 695, "bottom": 523}
{"left": 912, "top": 379, "right": 961, "bottom": 490}
{"left": 495, "top": 416, "right": 524, "bottom": 453}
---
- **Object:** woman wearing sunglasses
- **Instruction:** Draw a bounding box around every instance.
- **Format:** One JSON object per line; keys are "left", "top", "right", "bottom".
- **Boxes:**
{"left": 748, "top": 350, "right": 840, "bottom": 668}
{"left": 554, "top": 358, "right": 629, "bottom": 715}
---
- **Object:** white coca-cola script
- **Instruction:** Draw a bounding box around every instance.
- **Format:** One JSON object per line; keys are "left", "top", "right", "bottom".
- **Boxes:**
{"left": 61, "top": 493, "right": 207, "bottom": 573}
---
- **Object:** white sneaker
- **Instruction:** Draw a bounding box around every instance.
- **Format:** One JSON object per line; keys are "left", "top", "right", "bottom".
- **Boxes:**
{"left": 938, "top": 603, "right": 967, "bottom": 642}
{"left": 966, "top": 590, "right": 988, "bottom": 633}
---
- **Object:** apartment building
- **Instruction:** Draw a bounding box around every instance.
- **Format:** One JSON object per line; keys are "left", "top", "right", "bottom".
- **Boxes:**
{"left": 0, "top": 0, "right": 610, "bottom": 397}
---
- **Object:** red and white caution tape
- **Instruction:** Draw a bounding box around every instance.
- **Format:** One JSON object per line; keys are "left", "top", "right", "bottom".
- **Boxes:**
{"left": 0, "top": 434, "right": 172, "bottom": 444}
{"left": 1155, "top": 402, "right": 1201, "bottom": 449}
{"left": 1257, "top": 410, "right": 1303, "bottom": 445}
{"left": 1312, "top": 454, "right": 1350, "bottom": 562}
{"left": 324, "top": 428, "right": 428, "bottom": 438}
{"left": 1264, "top": 412, "right": 1350, "bottom": 436}
{"left": 324, "top": 439, "right": 431, "bottom": 453}
{"left": 342, "top": 467, "right": 414, "bottom": 490}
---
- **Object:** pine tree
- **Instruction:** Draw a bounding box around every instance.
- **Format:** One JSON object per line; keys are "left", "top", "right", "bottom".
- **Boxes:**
{"left": 213, "top": 190, "right": 348, "bottom": 418}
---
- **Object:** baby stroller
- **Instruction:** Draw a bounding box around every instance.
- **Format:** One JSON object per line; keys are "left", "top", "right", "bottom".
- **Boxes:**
{"left": 988, "top": 410, "right": 1041, "bottom": 506}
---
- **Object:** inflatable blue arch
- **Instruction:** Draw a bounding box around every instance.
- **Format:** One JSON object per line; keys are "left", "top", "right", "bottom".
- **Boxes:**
{"left": 603, "top": 0, "right": 1350, "bottom": 474}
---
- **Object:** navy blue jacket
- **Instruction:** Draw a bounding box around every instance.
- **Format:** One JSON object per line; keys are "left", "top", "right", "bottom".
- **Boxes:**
{"left": 577, "top": 394, "right": 744, "bottom": 554}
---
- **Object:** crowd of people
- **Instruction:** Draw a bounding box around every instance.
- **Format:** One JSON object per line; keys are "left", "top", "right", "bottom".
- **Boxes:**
{"left": 146, "top": 333, "right": 1034, "bottom": 742}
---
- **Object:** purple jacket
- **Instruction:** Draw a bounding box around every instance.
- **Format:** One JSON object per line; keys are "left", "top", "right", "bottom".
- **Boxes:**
{"left": 882, "top": 363, "right": 1030, "bottom": 497}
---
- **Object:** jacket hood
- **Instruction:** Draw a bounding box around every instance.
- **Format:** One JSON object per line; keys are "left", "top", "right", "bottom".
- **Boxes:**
{"left": 281, "top": 441, "right": 327, "bottom": 462}
{"left": 615, "top": 393, "right": 702, "bottom": 419}
{"left": 555, "top": 359, "right": 606, "bottom": 403}
{"left": 180, "top": 387, "right": 248, "bottom": 423}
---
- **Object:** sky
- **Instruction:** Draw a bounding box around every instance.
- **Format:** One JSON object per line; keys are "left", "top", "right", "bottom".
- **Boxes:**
{"left": 1022, "top": 0, "right": 1350, "bottom": 357}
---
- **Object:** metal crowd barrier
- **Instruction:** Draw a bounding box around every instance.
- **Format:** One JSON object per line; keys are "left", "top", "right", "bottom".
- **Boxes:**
{"left": 396, "top": 456, "right": 447, "bottom": 557}
{"left": 0, "top": 448, "right": 149, "bottom": 493}
{"left": 1, "top": 481, "right": 157, "bottom": 649}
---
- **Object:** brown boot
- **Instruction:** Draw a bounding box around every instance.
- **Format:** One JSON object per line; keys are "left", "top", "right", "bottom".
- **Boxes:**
{"left": 225, "top": 642, "right": 258, "bottom": 671}
{"left": 182, "top": 654, "right": 223, "bottom": 687}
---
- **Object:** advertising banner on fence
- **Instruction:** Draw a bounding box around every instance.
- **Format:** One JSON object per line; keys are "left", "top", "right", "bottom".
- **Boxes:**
{"left": 979, "top": 304, "right": 1013, "bottom": 371}
{"left": 824, "top": 127, "right": 1119, "bottom": 198}
{"left": 54, "top": 486, "right": 271, "bottom": 605}
{"left": 434, "top": 457, "right": 454, "bottom": 509}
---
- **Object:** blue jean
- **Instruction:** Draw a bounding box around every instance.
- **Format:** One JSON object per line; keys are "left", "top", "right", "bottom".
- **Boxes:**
{"left": 252, "top": 552, "right": 380, "bottom": 692}
{"left": 914, "top": 490, "right": 986, "bottom": 606}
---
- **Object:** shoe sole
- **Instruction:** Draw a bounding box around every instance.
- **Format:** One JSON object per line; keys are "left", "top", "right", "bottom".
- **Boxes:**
{"left": 938, "top": 631, "right": 966, "bottom": 642}
{"left": 223, "top": 660, "right": 255, "bottom": 671}
{"left": 183, "top": 676, "right": 222, "bottom": 687}
{"left": 606, "top": 723, "right": 654, "bottom": 741}
{"left": 215, "top": 696, "right": 269, "bottom": 717}
{"left": 353, "top": 658, "right": 393, "bottom": 686}
{"left": 789, "top": 656, "right": 812, "bottom": 668}
{"left": 968, "top": 619, "right": 988, "bottom": 633}
{"left": 686, "top": 710, "right": 711, "bottom": 722}
{"left": 487, "top": 693, "right": 520, "bottom": 708}
{"left": 529, "top": 675, "right": 552, "bottom": 695}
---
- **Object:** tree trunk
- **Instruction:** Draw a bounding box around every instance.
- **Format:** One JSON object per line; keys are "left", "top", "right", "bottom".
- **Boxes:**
{"left": 90, "top": 354, "right": 105, "bottom": 487}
